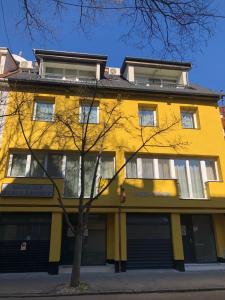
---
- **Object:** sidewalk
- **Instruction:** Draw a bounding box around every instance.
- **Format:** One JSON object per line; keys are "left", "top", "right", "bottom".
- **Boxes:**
{"left": 1, "top": 268, "right": 225, "bottom": 297}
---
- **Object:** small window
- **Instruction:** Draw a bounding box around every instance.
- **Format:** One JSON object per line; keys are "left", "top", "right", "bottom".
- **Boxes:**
{"left": 80, "top": 105, "right": 98, "bottom": 124}
{"left": 181, "top": 110, "right": 197, "bottom": 128}
{"left": 47, "top": 154, "right": 63, "bottom": 177}
{"left": 33, "top": 100, "right": 54, "bottom": 122}
{"left": 101, "top": 155, "right": 115, "bottom": 179}
{"left": 205, "top": 160, "right": 218, "bottom": 181}
{"left": 139, "top": 108, "right": 156, "bottom": 126}
{"left": 158, "top": 159, "right": 171, "bottom": 179}
{"left": 9, "top": 154, "right": 27, "bottom": 177}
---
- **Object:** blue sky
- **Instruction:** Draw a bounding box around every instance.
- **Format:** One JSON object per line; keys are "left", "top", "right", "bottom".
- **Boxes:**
{"left": 0, "top": 0, "right": 225, "bottom": 97}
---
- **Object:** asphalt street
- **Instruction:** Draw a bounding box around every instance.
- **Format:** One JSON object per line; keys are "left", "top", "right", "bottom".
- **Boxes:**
{"left": 5, "top": 290, "right": 225, "bottom": 300}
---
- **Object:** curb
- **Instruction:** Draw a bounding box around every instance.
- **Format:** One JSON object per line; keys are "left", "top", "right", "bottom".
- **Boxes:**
{"left": 1, "top": 287, "right": 225, "bottom": 298}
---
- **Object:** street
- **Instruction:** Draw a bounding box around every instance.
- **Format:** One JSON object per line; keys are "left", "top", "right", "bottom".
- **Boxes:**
{"left": 5, "top": 290, "right": 225, "bottom": 300}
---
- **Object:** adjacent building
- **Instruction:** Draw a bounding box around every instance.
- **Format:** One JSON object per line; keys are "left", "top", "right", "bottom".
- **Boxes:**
{"left": 0, "top": 48, "right": 224, "bottom": 274}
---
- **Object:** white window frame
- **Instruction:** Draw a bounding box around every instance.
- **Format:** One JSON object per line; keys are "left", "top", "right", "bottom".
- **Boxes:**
{"left": 33, "top": 100, "right": 55, "bottom": 122}
{"left": 181, "top": 110, "right": 198, "bottom": 129}
{"left": 138, "top": 108, "right": 157, "bottom": 127}
{"left": 7, "top": 153, "right": 29, "bottom": 177}
{"left": 79, "top": 104, "right": 99, "bottom": 124}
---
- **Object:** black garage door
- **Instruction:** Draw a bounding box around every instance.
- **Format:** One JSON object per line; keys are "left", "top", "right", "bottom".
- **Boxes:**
{"left": 127, "top": 214, "right": 173, "bottom": 269}
{"left": 61, "top": 214, "right": 106, "bottom": 266}
{"left": 0, "top": 213, "right": 51, "bottom": 273}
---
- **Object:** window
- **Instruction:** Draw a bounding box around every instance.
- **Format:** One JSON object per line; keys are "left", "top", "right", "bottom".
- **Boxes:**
{"left": 30, "top": 153, "right": 45, "bottom": 177}
{"left": 101, "top": 155, "right": 114, "bottom": 179}
{"left": 33, "top": 100, "right": 54, "bottom": 121}
{"left": 181, "top": 110, "right": 197, "bottom": 128}
{"left": 63, "top": 153, "right": 115, "bottom": 198}
{"left": 175, "top": 159, "right": 205, "bottom": 199}
{"left": 139, "top": 108, "right": 156, "bottom": 126}
{"left": 8, "top": 153, "right": 27, "bottom": 177}
{"left": 205, "top": 160, "right": 218, "bottom": 181}
{"left": 158, "top": 159, "right": 171, "bottom": 179}
{"left": 47, "top": 154, "right": 64, "bottom": 177}
{"left": 80, "top": 105, "right": 98, "bottom": 124}
{"left": 64, "top": 154, "right": 80, "bottom": 198}
{"left": 44, "top": 66, "right": 96, "bottom": 82}
{"left": 126, "top": 156, "right": 155, "bottom": 179}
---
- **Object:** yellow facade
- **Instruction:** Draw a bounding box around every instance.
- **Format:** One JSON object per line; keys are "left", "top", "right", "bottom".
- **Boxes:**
{"left": 0, "top": 67, "right": 225, "bottom": 274}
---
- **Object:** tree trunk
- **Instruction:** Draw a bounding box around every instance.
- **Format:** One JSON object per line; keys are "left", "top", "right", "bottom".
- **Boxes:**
{"left": 70, "top": 227, "right": 83, "bottom": 287}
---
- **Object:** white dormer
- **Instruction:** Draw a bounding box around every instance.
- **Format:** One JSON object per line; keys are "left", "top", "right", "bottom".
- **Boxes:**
{"left": 34, "top": 49, "right": 107, "bottom": 82}
{"left": 121, "top": 57, "right": 191, "bottom": 88}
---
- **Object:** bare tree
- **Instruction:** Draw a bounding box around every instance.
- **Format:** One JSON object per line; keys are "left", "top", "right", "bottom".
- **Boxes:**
{"left": 5, "top": 82, "right": 186, "bottom": 288}
{"left": 0, "top": 1, "right": 219, "bottom": 57}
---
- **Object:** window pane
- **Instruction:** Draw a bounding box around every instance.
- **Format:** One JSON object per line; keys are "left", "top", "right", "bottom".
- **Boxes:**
{"left": 80, "top": 105, "right": 98, "bottom": 124}
{"left": 175, "top": 160, "right": 190, "bottom": 198}
{"left": 84, "top": 156, "right": 96, "bottom": 197}
{"left": 45, "top": 67, "right": 63, "bottom": 79}
{"left": 30, "top": 153, "right": 45, "bottom": 177}
{"left": 64, "top": 155, "right": 79, "bottom": 198}
{"left": 126, "top": 157, "right": 137, "bottom": 178}
{"left": 10, "top": 154, "right": 27, "bottom": 177}
{"left": 65, "top": 69, "right": 78, "bottom": 80}
{"left": 139, "top": 109, "right": 155, "bottom": 126}
{"left": 181, "top": 111, "right": 194, "bottom": 128}
{"left": 47, "top": 154, "right": 63, "bottom": 177}
{"left": 189, "top": 160, "right": 204, "bottom": 198}
{"left": 205, "top": 160, "right": 217, "bottom": 181}
{"left": 101, "top": 156, "right": 114, "bottom": 179}
{"left": 35, "top": 101, "right": 54, "bottom": 121}
{"left": 158, "top": 159, "right": 170, "bottom": 179}
{"left": 141, "top": 157, "right": 154, "bottom": 178}
{"left": 78, "top": 70, "right": 96, "bottom": 81}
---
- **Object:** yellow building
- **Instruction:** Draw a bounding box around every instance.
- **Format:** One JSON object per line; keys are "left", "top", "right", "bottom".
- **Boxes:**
{"left": 0, "top": 49, "right": 224, "bottom": 274}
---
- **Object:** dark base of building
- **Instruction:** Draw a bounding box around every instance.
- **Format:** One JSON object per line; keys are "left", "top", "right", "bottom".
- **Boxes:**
{"left": 48, "top": 262, "right": 59, "bottom": 275}
{"left": 217, "top": 257, "right": 225, "bottom": 263}
{"left": 114, "top": 261, "right": 127, "bottom": 272}
{"left": 174, "top": 260, "right": 185, "bottom": 272}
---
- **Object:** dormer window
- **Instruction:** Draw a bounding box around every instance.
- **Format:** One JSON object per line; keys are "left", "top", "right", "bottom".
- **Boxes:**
{"left": 44, "top": 65, "right": 96, "bottom": 82}
{"left": 121, "top": 57, "right": 191, "bottom": 89}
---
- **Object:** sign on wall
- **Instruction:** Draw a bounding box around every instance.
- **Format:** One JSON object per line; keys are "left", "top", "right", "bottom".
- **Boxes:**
{"left": 1, "top": 183, "right": 54, "bottom": 198}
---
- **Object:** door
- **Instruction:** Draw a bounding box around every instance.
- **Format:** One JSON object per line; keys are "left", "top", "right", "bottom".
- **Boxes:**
{"left": 0, "top": 213, "right": 51, "bottom": 273}
{"left": 181, "top": 215, "right": 195, "bottom": 263}
{"left": 127, "top": 214, "right": 173, "bottom": 269}
{"left": 181, "top": 215, "right": 217, "bottom": 263}
{"left": 61, "top": 214, "right": 106, "bottom": 266}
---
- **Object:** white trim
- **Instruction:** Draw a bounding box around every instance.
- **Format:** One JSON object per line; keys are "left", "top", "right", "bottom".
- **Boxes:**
{"left": 185, "top": 160, "right": 192, "bottom": 198}
{"left": 170, "top": 159, "right": 176, "bottom": 179}
{"left": 25, "top": 154, "right": 31, "bottom": 176}
{"left": 214, "top": 160, "right": 219, "bottom": 181}
{"left": 7, "top": 154, "right": 13, "bottom": 176}
{"left": 137, "top": 157, "right": 142, "bottom": 178}
{"left": 153, "top": 158, "right": 159, "bottom": 179}
{"left": 62, "top": 155, "right": 67, "bottom": 177}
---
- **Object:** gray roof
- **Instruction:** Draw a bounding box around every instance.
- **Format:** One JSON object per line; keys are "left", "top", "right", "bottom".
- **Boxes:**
{"left": 7, "top": 71, "right": 222, "bottom": 99}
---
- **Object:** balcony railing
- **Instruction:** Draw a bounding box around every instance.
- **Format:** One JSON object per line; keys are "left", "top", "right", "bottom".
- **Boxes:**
{"left": 43, "top": 73, "right": 97, "bottom": 84}
{"left": 134, "top": 79, "right": 186, "bottom": 89}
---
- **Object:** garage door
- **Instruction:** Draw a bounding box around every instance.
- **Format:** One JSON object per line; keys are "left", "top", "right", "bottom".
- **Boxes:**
{"left": 0, "top": 213, "right": 51, "bottom": 273}
{"left": 127, "top": 214, "right": 173, "bottom": 269}
{"left": 61, "top": 214, "right": 106, "bottom": 266}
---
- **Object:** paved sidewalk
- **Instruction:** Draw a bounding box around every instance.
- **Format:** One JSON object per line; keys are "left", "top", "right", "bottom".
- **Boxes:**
{"left": 1, "top": 268, "right": 225, "bottom": 297}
